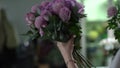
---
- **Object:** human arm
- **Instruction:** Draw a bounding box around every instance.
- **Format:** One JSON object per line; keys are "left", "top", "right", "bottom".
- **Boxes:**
{"left": 57, "top": 36, "right": 78, "bottom": 68}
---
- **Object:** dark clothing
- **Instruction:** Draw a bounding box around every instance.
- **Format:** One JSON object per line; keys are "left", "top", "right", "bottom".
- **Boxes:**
{"left": 0, "top": 46, "right": 17, "bottom": 68}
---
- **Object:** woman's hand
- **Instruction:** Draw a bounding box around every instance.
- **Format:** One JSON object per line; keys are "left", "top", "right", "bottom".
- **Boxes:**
{"left": 57, "top": 36, "right": 75, "bottom": 56}
{"left": 57, "top": 36, "right": 77, "bottom": 68}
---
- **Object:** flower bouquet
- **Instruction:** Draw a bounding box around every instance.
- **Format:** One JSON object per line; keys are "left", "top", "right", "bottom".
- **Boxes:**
{"left": 25, "top": 0, "right": 92, "bottom": 67}
{"left": 107, "top": 0, "right": 120, "bottom": 43}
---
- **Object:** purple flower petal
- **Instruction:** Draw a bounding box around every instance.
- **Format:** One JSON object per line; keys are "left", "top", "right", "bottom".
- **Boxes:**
{"left": 65, "top": 1, "right": 72, "bottom": 9}
{"left": 76, "top": 2, "right": 84, "bottom": 9}
{"left": 59, "top": 7, "right": 71, "bottom": 22}
{"left": 52, "top": 2, "right": 64, "bottom": 14}
{"left": 39, "top": 28, "right": 44, "bottom": 37}
{"left": 41, "top": 10, "right": 52, "bottom": 21}
{"left": 45, "top": 2, "right": 53, "bottom": 12}
{"left": 34, "top": 16, "right": 47, "bottom": 29}
{"left": 39, "top": 1, "right": 49, "bottom": 11}
{"left": 76, "top": 2, "right": 85, "bottom": 14}
{"left": 26, "top": 12, "right": 35, "bottom": 25}
{"left": 31, "top": 4, "right": 39, "bottom": 13}
{"left": 78, "top": 8, "right": 84, "bottom": 14}
{"left": 65, "top": 0, "right": 76, "bottom": 7}
{"left": 107, "top": 6, "right": 117, "bottom": 18}
{"left": 53, "top": 0, "right": 65, "bottom": 3}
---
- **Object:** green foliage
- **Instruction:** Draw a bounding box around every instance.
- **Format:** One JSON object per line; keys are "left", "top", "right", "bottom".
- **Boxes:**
{"left": 23, "top": 26, "right": 40, "bottom": 40}
{"left": 44, "top": 14, "right": 85, "bottom": 50}
{"left": 107, "top": 17, "right": 118, "bottom": 29}
{"left": 26, "top": 2, "right": 86, "bottom": 50}
{"left": 107, "top": 1, "right": 120, "bottom": 43}
{"left": 114, "top": 28, "right": 120, "bottom": 42}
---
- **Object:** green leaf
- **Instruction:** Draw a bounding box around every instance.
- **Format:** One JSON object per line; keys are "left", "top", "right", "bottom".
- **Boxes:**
{"left": 114, "top": 28, "right": 120, "bottom": 43}
{"left": 22, "top": 30, "right": 33, "bottom": 36}
{"left": 31, "top": 33, "right": 40, "bottom": 40}
{"left": 107, "top": 18, "right": 118, "bottom": 29}
{"left": 69, "top": 24, "right": 81, "bottom": 35}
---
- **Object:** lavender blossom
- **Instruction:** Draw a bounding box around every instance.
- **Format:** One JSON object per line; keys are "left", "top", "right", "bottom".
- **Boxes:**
{"left": 52, "top": 2, "right": 64, "bottom": 14}
{"left": 65, "top": 0, "right": 76, "bottom": 8}
{"left": 78, "top": 7, "right": 84, "bottom": 14}
{"left": 39, "top": 1, "right": 49, "bottom": 11}
{"left": 76, "top": 2, "right": 84, "bottom": 9}
{"left": 59, "top": 7, "right": 71, "bottom": 22}
{"left": 41, "top": 10, "right": 52, "bottom": 21}
{"left": 53, "top": 0, "right": 65, "bottom": 3}
{"left": 31, "top": 4, "right": 39, "bottom": 13}
{"left": 45, "top": 2, "right": 53, "bottom": 12}
{"left": 26, "top": 12, "right": 35, "bottom": 25}
{"left": 34, "top": 16, "right": 47, "bottom": 29}
{"left": 76, "top": 2, "right": 84, "bottom": 14}
{"left": 107, "top": 6, "right": 117, "bottom": 18}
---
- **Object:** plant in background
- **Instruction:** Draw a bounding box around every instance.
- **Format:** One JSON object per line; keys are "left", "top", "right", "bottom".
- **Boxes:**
{"left": 107, "top": 0, "right": 120, "bottom": 43}
{"left": 25, "top": 0, "right": 92, "bottom": 67}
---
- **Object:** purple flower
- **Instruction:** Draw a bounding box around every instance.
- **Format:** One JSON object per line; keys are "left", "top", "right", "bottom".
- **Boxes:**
{"left": 39, "top": 28, "right": 44, "bottom": 37}
{"left": 65, "top": 0, "right": 76, "bottom": 8}
{"left": 76, "top": 2, "right": 84, "bottom": 9}
{"left": 78, "top": 7, "right": 84, "bottom": 14}
{"left": 39, "top": 1, "right": 49, "bottom": 11}
{"left": 31, "top": 4, "right": 39, "bottom": 13}
{"left": 59, "top": 7, "right": 71, "bottom": 22}
{"left": 26, "top": 12, "right": 35, "bottom": 25}
{"left": 65, "top": 1, "right": 72, "bottom": 9}
{"left": 76, "top": 2, "right": 84, "bottom": 14}
{"left": 107, "top": 6, "right": 117, "bottom": 18}
{"left": 52, "top": 2, "right": 64, "bottom": 14}
{"left": 41, "top": 10, "right": 52, "bottom": 21}
{"left": 53, "top": 0, "right": 65, "bottom": 3}
{"left": 34, "top": 16, "right": 47, "bottom": 29}
{"left": 45, "top": 2, "right": 53, "bottom": 12}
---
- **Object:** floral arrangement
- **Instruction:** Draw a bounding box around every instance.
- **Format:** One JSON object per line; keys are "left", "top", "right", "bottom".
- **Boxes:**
{"left": 107, "top": 0, "right": 120, "bottom": 43}
{"left": 26, "top": 0, "right": 85, "bottom": 45}
{"left": 25, "top": 0, "right": 92, "bottom": 67}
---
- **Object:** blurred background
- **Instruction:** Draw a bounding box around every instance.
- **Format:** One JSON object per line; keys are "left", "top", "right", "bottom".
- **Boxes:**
{"left": 0, "top": 0, "right": 119, "bottom": 68}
